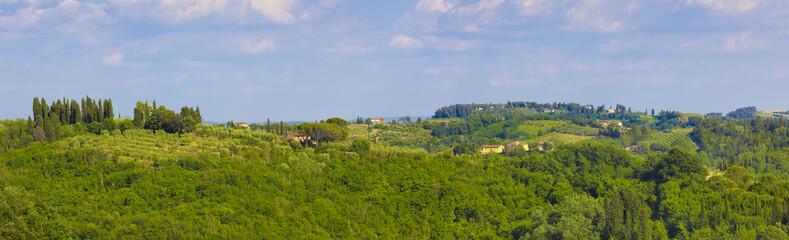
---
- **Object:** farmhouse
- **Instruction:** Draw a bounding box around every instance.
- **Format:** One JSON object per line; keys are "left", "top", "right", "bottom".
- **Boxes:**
{"left": 480, "top": 145, "right": 504, "bottom": 154}
{"left": 283, "top": 133, "right": 310, "bottom": 143}
{"left": 504, "top": 141, "right": 529, "bottom": 153}
{"left": 370, "top": 118, "right": 386, "bottom": 125}
{"left": 235, "top": 122, "right": 249, "bottom": 128}
{"left": 537, "top": 141, "right": 554, "bottom": 152}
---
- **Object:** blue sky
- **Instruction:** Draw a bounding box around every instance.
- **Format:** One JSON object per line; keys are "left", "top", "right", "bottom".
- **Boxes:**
{"left": 1, "top": 0, "right": 788, "bottom": 122}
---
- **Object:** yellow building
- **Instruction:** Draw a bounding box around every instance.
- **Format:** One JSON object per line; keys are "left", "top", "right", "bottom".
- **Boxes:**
{"left": 480, "top": 145, "right": 504, "bottom": 154}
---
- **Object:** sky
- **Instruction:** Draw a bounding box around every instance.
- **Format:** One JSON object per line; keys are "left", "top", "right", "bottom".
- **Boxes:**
{"left": 1, "top": 0, "right": 788, "bottom": 122}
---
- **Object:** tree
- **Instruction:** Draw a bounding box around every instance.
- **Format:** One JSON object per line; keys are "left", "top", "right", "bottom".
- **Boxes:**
{"left": 452, "top": 143, "right": 478, "bottom": 155}
{"left": 145, "top": 107, "right": 161, "bottom": 134}
{"left": 70, "top": 100, "right": 81, "bottom": 124}
{"left": 182, "top": 116, "right": 197, "bottom": 133}
{"left": 26, "top": 116, "right": 34, "bottom": 135}
{"left": 326, "top": 117, "right": 348, "bottom": 128}
{"left": 194, "top": 106, "right": 202, "bottom": 124}
{"left": 102, "top": 117, "right": 116, "bottom": 132}
{"left": 107, "top": 99, "right": 114, "bottom": 120}
{"left": 158, "top": 109, "right": 183, "bottom": 134}
{"left": 117, "top": 118, "right": 134, "bottom": 134}
{"left": 0, "top": 187, "right": 69, "bottom": 239}
{"left": 33, "top": 126, "right": 45, "bottom": 142}
{"left": 297, "top": 122, "right": 348, "bottom": 143}
{"left": 33, "top": 97, "right": 42, "bottom": 127}
{"left": 653, "top": 147, "right": 705, "bottom": 182}
{"left": 133, "top": 106, "right": 144, "bottom": 128}
{"left": 530, "top": 193, "right": 604, "bottom": 240}
{"left": 43, "top": 114, "right": 59, "bottom": 142}
{"left": 350, "top": 139, "right": 371, "bottom": 156}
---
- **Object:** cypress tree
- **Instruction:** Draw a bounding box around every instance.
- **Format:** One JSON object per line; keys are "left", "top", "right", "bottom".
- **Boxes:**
{"left": 97, "top": 99, "right": 104, "bottom": 122}
{"left": 44, "top": 114, "right": 59, "bottom": 142}
{"left": 81, "top": 98, "right": 88, "bottom": 123}
{"left": 27, "top": 116, "right": 34, "bottom": 135}
{"left": 133, "top": 106, "right": 144, "bottom": 128}
{"left": 41, "top": 97, "right": 49, "bottom": 119}
{"left": 70, "top": 100, "right": 82, "bottom": 124}
{"left": 61, "top": 99, "right": 69, "bottom": 124}
{"left": 267, "top": 118, "right": 271, "bottom": 133}
{"left": 195, "top": 106, "right": 202, "bottom": 124}
{"left": 33, "top": 97, "right": 43, "bottom": 127}
{"left": 107, "top": 99, "right": 114, "bottom": 120}
{"left": 144, "top": 101, "right": 150, "bottom": 119}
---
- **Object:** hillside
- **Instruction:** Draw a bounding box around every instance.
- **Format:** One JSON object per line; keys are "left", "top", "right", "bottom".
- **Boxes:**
{"left": 3, "top": 100, "right": 789, "bottom": 239}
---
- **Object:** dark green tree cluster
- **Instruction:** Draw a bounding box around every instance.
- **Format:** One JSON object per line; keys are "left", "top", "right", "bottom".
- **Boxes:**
{"left": 29, "top": 96, "right": 115, "bottom": 142}
{"left": 132, "top": 101, "right": 201, "bottom": 134}
{"left": 691, "top": 117, "right": 789, "bottom": 172}
{"left": 180, "top": 106, "right": 202, "bottom": 133}
{"left": 296, "top": 120, "right": 348, "bottom": 143}
{"left": 727, "top": 106, "right": 758, "bottom": 119}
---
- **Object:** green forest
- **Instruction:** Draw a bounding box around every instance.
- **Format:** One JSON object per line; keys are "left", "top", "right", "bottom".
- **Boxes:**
{"left": 2, "top": 98, "right": 789, "bottom": 239}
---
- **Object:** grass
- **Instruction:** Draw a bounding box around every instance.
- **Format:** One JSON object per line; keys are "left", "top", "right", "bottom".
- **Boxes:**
{"left": 638, "top": 115, "right": 655, "bottom": 124}
{"left": 347, "top": 124, "right": 370, "bottom": 136}
{"left": 513, "top": 120, "right": 565, "bottom": 136}
{"left": 527, "top": 132, "right": 594, "bottom": 145}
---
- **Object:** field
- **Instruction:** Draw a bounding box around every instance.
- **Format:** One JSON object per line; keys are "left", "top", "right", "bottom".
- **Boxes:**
{"left": 638, "top": 128, "right": 696, "bottom": 149}
{"left": 527, "top": 132, "right": 595, "bottom": 144}
{"left": 347, "top": 124, "right": 370, "bottom": 136}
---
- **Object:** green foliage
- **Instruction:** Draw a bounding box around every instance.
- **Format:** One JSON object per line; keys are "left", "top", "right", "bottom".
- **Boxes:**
{"left": 350, "top": 138, "right": 371, "bottom": 156}
{"left": 325, "top": 117, "right": 348, "bottom": 128}
{"left": 0, "top": 186, "right": 69, "bottom": 239}
{"left": 6, "top": 100, "right": 789, "bottom": 239}
{"left": 529, "top": 193, "right": 604, "bottom": 240}
{"left": 653, "top": 147, "right": 706, "bottom": 182}
{"left": 452, "top": 142, "right": 478, "bottom": 155}
{"left": 297, "top": 122, "right": 348, "bottom": 143}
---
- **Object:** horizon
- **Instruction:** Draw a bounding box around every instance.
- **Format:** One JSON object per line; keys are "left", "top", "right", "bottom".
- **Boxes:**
{"left": 2, "top": 0, "right": 789, "bottom": 121}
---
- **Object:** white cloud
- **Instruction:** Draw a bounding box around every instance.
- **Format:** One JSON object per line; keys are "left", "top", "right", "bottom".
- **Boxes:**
{"left": 109, "top": 0, "right": 309, "bottom": 24}
{"left": 249, "top": 0, "right": 297, "bottom": 24}
{"left": 327, "top": 41, "right": 375, "bottom": 54}
{"left": 564, "top": 0, "right": 635, "bottom": 33}
{"left": 416, "top": 0, "right": 455, "bottom": 13}
{"left": 686, "top": 0, "right": 759, "bottom": 14}
{"left": 0, "top": 7, "right": 45, "bottom": 28}
{"left": 103, "top": 52, "right": 124, "bottom": 66}
{"left": 464, "top": 25, "right": 482, "bottom": 32}
{"left": 722, "top": 31, "right": 765, "bottom": 51}
{"left": 242, "top": 37, "right": 277, "bottom": 53}
{"left": 519, "top": 0, "right": 551, "bottom": 15}
{"left": 457, "top": 0, "right": 505, "bottom": 14}
{"left": 424, "top": 35, "right": 472, "bottom": 51}
{"left": 389, "top": 34, "right": 423, "bottom": 49}
{"left": 171, "top": 0, "right": 229, "bottom": 22}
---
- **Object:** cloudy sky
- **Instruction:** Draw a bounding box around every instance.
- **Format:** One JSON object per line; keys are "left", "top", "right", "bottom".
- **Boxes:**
{"left": 1, "top": 0, "right": 788, "bottom": 122}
